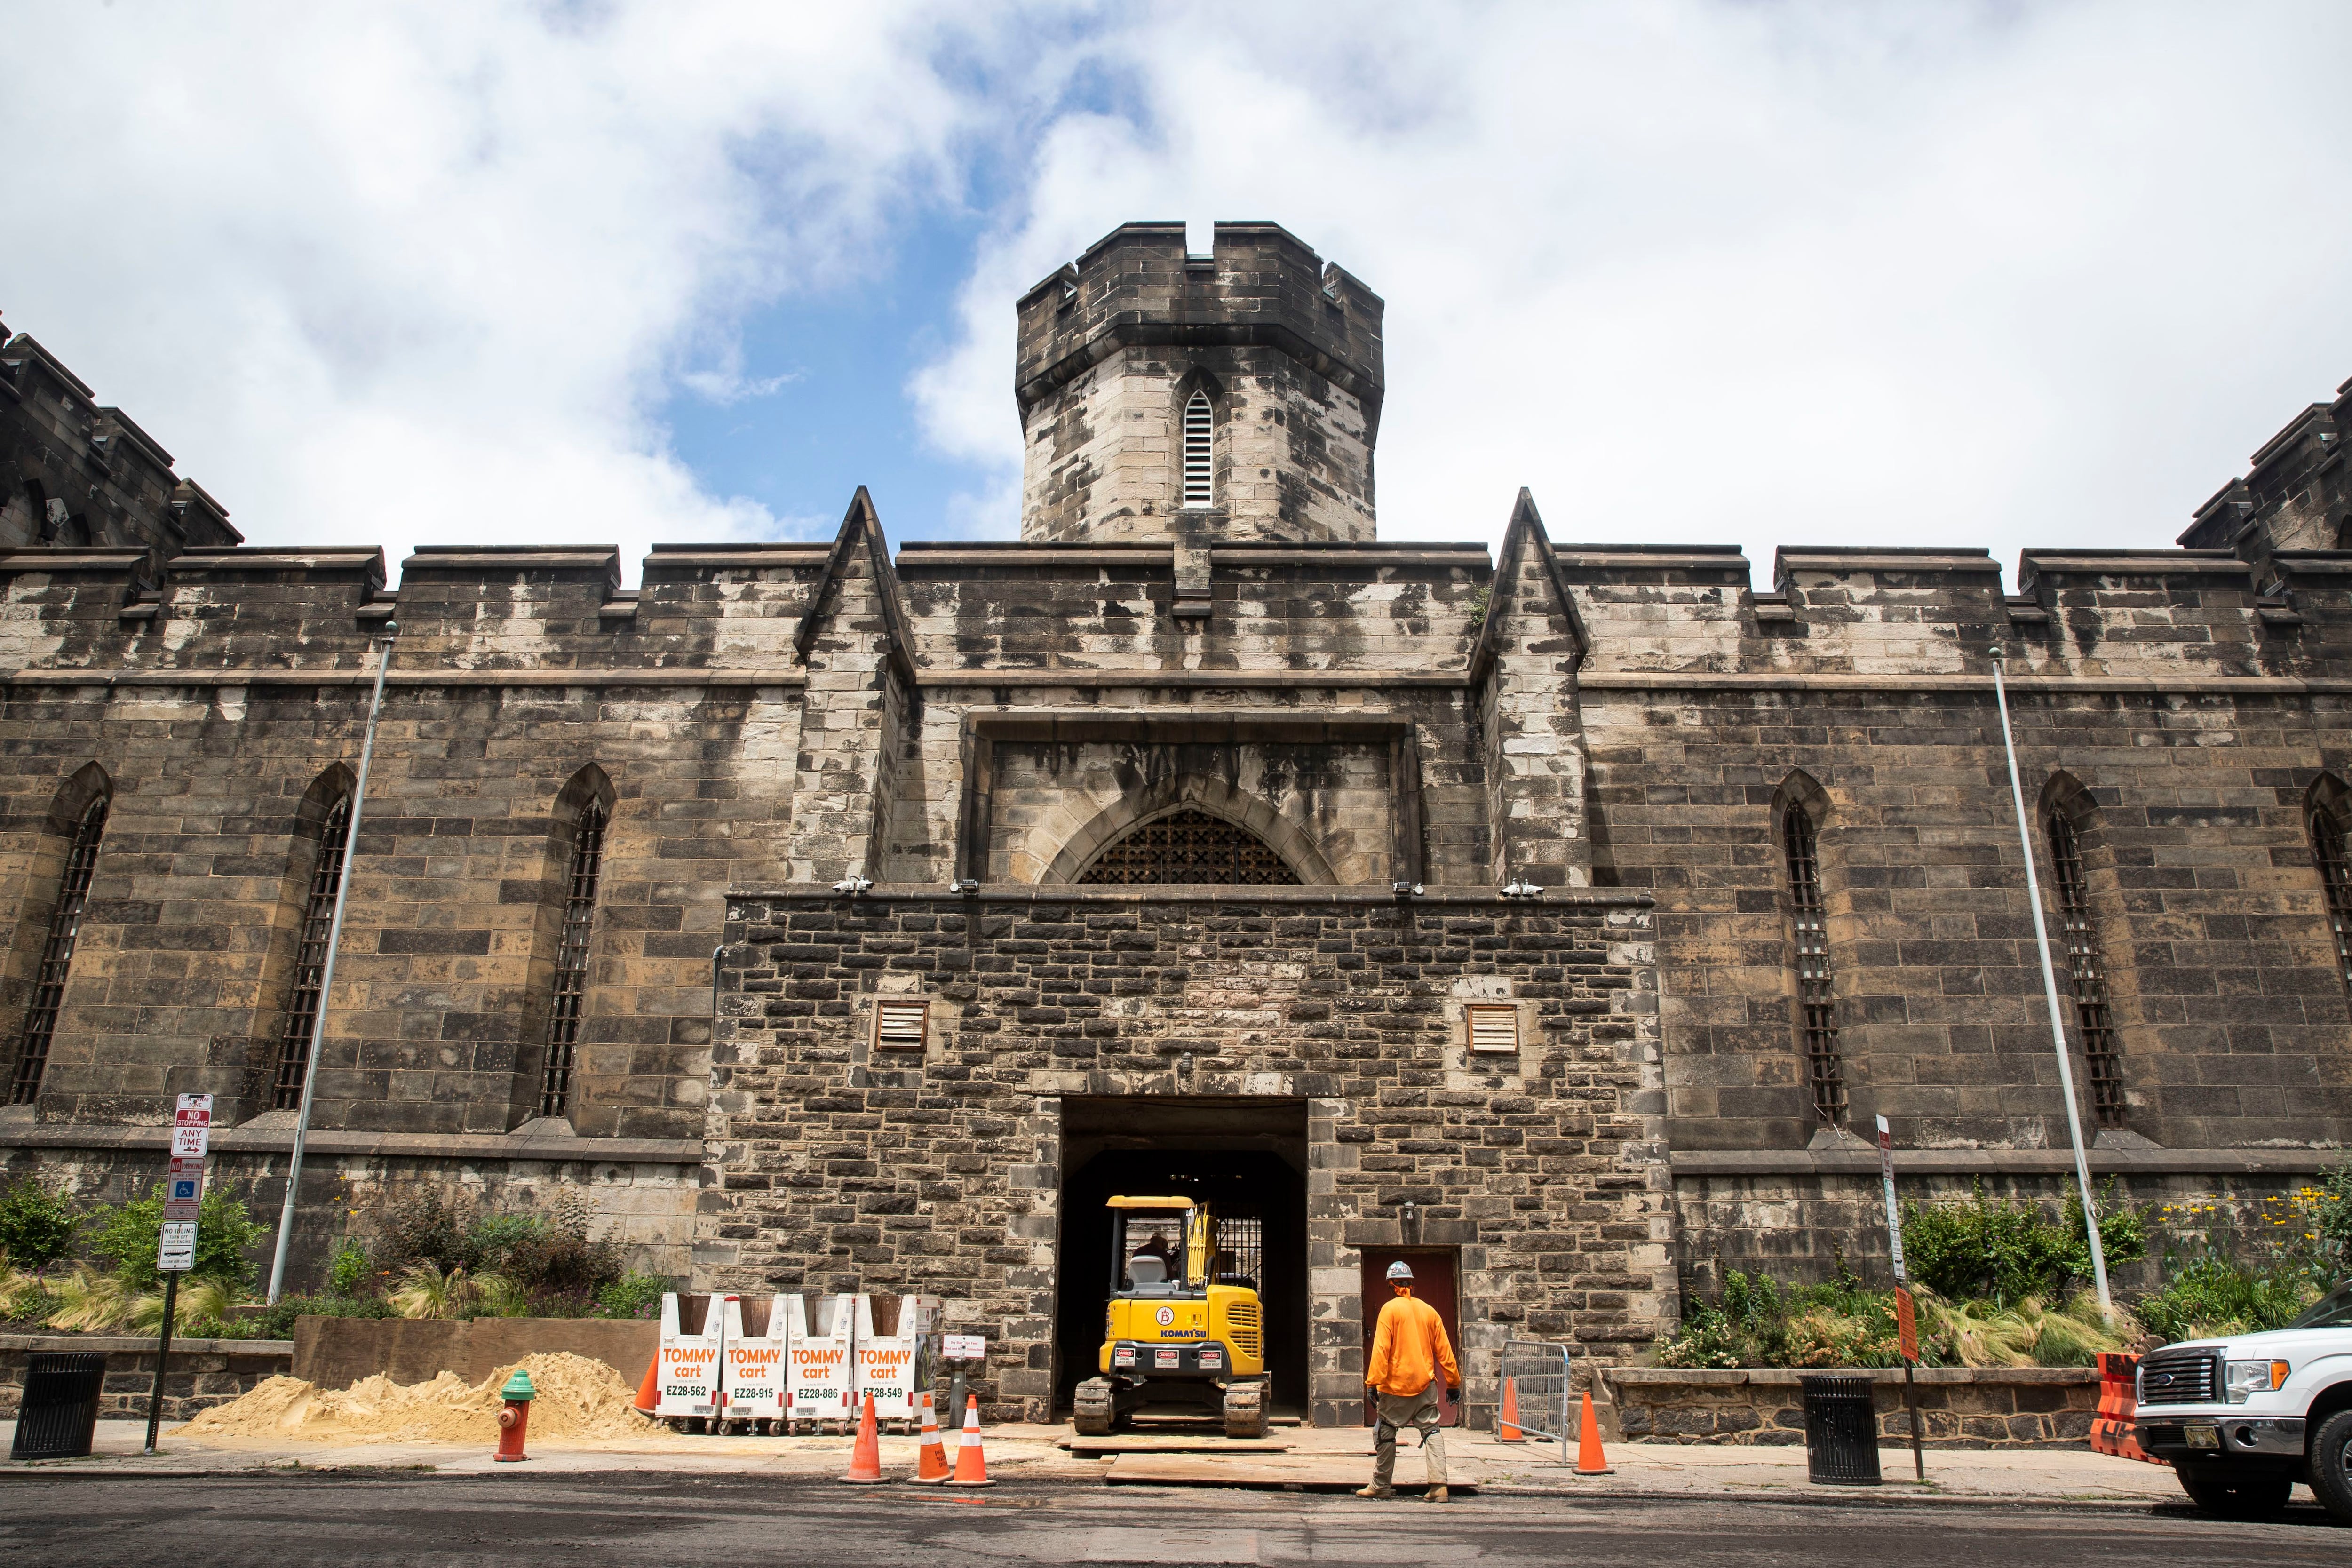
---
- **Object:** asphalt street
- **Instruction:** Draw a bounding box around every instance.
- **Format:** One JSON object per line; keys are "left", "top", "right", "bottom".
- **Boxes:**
{"left": 0, "top": 1473, "right": 2343, "bottom": 1568}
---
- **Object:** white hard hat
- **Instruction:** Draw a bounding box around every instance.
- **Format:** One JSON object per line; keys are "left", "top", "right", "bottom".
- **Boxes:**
{"left": 1385, "top": 1260, "right": 1414, "bottom": 1282}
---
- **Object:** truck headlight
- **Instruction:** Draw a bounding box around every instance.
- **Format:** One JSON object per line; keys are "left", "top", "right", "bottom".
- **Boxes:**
{"left": 2224, "top": 1360, "right": 2288, "bottom": 1403}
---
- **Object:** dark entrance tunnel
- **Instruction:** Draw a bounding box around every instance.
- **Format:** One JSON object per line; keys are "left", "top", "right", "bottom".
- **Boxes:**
{"left": 1056, "top": 1097, "right": 1310, "bottom": 1417}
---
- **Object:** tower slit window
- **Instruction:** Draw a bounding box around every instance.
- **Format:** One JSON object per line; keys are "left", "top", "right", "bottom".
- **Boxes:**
{"left": 1180, "top": 390, "right": 1214, "bottom": 508}
{"left": 540, "top": 800, "right": 607, "bottom": 1117}
{"left": 2045, "top": 809, "right": 2126, "bottom": 1129}
{"left": 1782, "top": 806, "right": 1846, "bottom": 1125}
{"left": 8, "top": 795, "right": 108, "bottom": 1104}
{"left": 272, "top": 796, "right": 351, "bottom": 1111}
{"left": 2310, "top": 799, "right": 2352, "bottom": 1004}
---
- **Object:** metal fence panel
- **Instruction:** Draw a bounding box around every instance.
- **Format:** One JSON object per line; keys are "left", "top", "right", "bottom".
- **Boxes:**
{"left": 1500, "top": 1338, "right": 1575, "bottom": 1466}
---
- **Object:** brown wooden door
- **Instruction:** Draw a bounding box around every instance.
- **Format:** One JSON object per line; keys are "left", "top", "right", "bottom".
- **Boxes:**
{"left": 1358, "top": 1247, "right": 1461, "bottom": 1427}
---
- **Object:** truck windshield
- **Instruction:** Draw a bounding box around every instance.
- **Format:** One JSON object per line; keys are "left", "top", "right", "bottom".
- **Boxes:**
{"left": 2287, "top": 1281, "right": 2352, "bottom": 1329}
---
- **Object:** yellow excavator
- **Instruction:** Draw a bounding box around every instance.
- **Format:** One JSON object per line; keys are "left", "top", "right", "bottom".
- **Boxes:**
{"left": 1073, "top": 1195, "right": 1268, "bottom": 1439}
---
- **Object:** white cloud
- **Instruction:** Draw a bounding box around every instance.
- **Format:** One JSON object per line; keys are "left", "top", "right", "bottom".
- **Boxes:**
{"left": 0, "top": 0, "right": 1023, "bottom": 579}
{"left": 913, "top": 1, "right": 2352, "bottom": 586}
{"left": 8, "top": 2, "right": 2347, "bottom": 594}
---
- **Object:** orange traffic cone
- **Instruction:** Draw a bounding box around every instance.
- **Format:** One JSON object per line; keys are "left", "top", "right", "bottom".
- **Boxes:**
{"left": 632, "top": 1357, "right": 660, "bottom": 1416}
{"left": 1575, "top": 1389, "right": 1613, "bottom": 1475}
{"left": 946, "top": 1394, "right": 995, "bottom": 1488}
{"left": 1498, "top": 1377, "right": 1525, "bottom": 1442}
{"left": 913, "top": 1392, "right": 952, "bottom": 1484}
{"left": 842, "top": 1393, "right": 886, "bottom": 1485}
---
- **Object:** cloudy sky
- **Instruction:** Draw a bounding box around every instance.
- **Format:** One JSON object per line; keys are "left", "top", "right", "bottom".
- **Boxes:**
{"left": 6, "top": 1, "right": 2348, "bottom": 586}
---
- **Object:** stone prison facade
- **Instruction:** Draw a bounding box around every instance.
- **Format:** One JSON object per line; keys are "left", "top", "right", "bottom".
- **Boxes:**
{"left": 1, "top": 224, "right": 2349, "bottom": 1427}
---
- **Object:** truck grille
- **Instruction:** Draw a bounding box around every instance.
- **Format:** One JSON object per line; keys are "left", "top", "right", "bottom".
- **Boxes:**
{"left": 1224, "top": 1300, "right": 1261, "bottom": 1360}
{"left": 2138, "top": 1348, "right": 2217, "bottom": 1405}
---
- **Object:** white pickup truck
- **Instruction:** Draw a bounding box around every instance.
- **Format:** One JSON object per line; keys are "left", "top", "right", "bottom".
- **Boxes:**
{"left": 2133, "top": 1281, "right": 2352, "bottom": 1521}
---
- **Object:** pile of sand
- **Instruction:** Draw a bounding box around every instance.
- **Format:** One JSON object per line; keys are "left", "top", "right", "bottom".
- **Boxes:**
{"left": 182, "top": 1351, "right": 666, "bottom": 1446}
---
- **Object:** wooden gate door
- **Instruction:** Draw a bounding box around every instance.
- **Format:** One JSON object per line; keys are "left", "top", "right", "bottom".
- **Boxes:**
{"left": 1357, "top": 1247, "right": 1462, "bottom": 1427}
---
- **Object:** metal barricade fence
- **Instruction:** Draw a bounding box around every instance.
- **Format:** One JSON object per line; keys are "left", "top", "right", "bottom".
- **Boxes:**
{"left": 1500, "top": 1338, "right": 1575, "bottom": 1466}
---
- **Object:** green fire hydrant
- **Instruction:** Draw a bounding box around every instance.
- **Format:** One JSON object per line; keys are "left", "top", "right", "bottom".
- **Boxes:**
{"left": 494, "top": 1369, "right": 537, "bottom": 1463}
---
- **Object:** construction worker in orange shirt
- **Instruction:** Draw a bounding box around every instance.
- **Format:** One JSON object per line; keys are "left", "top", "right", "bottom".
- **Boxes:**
{"left": 1357, "top": 1259, "right": 1461, "bottom": 1502}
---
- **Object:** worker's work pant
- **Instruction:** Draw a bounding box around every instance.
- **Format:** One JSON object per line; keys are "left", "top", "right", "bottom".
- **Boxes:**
{"left": 1371, "top": 1387, "right": 1446, "bottom": 1488}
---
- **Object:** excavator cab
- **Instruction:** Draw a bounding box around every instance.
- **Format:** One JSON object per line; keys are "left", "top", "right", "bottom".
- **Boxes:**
{"left": 1073, "top": 1195, "right": 1269, "bottom": 1438}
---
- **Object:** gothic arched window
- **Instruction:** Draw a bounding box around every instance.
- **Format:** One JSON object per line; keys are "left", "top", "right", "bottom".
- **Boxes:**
{"left": 1780, "top": 793, "right": 1846, "bottom": 1126}
{"left": 273, "top": 795, "right": 352, "bottom": 1110}
{"left": 1180, "top": 390, "right": 1214, "bottom": 508}
{"left": 8, "top": 791, "right": 109, "bottom": 1104}
{"left": 2045, "top": 805, "right": 2125, "bottom": 1129}
{"left": 539, "top": 798, "right": 608, "bottom": 1117}
{"left": 1078, "top": 809, "right": 1297, "bottom": 885}
{"left": 2309, "top": 791, "right": 2352, "bottom": 1006}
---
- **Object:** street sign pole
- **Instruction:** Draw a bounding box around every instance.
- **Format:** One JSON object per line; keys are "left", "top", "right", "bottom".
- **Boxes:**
{"left": 148, "top": 1094, "right": 211, "bottom": 1454}
{"left": 1878, "top": 1114, "right": 1925, "bottom": 1483}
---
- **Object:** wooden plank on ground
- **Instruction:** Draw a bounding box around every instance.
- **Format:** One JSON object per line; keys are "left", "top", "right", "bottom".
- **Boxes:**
{"left": 1104, "top": 1453, "right": 1469, "bottom": 1493}
{"left": 1062, "top": 1438, "right": 1291, "bottom": 1455}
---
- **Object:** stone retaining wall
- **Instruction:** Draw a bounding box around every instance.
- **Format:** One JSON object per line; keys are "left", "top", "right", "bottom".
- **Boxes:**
{"left": 0, "top": 1334, "right": 293, "bottom": 1424}
{"left": 1599, "top": 1365, "right": 2100, "bottom": 1448}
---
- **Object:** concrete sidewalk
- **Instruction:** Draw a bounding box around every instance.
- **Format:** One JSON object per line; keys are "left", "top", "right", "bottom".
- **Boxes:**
{"left": 1, "top": 1417, "right": 2196, "bottom": 1510}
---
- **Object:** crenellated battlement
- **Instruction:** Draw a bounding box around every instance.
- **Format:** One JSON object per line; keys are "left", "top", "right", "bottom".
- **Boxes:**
{"left": 0, "top": 318, "right": 242, "bottom": 565}
{"left": 1014, "top": 221, "right": 1383, "bottom": 419}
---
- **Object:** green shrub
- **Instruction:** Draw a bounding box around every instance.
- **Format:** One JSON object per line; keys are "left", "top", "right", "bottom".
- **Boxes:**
{"left": 374, "top": 1189, "right": 481, "bottom": 1275}
{"left": 2135, "top": 1253, "right": 2320, "bottom": 1342}
{"left": 595, "top": 1272, "right": 670, "bottom": 1321}
{"left": 247, "top": 1291, "right": 395, "bottom": 1341}
{"left": 487, "top": 1191, "right": 621, "bottom": 1303}
{"left": 0, "top": 1176, "right": 79, "bottom": 1270}
{"left": 87, "top": 1184, "right": 268, "bottom": 1293}
{"left": 1900, "top": 1181, "right": 2143, "bottom": 1306}
{"left": 326, "top": 1240, "right": 371, "bottom": 1297}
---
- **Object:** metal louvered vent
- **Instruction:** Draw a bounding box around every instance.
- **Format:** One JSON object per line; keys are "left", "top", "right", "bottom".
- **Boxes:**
{"left": 875, "top": 999, "right": 930, "bottom": 1050}
{"left": 2046, "top": 809, "right": 2125, "bottom": 1130}
{"left": 1468, "top": 1004, "right": 1520, "bottom": 1054}
{"left": 1180, "top": 390, "right": 1213, "bottom": 507}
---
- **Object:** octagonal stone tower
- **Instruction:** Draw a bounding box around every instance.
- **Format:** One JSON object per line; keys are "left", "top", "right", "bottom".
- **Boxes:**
{"left": 1015, "top": 222, "right": 1385, "bottom": 545}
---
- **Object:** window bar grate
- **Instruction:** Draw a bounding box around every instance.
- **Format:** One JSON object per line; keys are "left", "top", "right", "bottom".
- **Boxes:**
{"left": 1181, "top": 391, "right": 1214, "bottom": 507}
{"left": 1078, "top": 808, "right": 1297, "bottom": 886}
{"left": 540, "top": 800, "right": 607, "bottom": 1117}
{"left": 1783, "top": 807, "right": 1847, "bottom": 1125}
{"left": 2046, "top": 810, "right": 2125, "bottom": 1129}
{"left": 2312, "top": 803, "right": 2352, "bottom": 1004}
{"left": 8, "top": 796, "right": 109, "bottom": 1105}
{"left": 272, "top": 797, "right": 352, "bottom": 1111}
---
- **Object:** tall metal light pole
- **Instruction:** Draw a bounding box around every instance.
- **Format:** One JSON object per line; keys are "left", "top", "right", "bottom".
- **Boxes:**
{"left": 266, "top": 624, "right": 397, "bottom": 1305}
{"left": 1988, "top": 644, "right": 2113, "bottom": 1318}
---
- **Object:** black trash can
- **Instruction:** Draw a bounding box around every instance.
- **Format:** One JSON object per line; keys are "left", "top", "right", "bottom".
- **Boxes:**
{"left": 1799, "top": 1372, "right": 1883, "bottom": 1486}
{"left": 10, "top": 1352, "right": 109, "bottom": 1461}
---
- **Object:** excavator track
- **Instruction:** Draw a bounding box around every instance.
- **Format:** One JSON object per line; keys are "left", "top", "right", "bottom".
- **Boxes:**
{"left": 1073, "top": 1377, "right": 1119, "bottom": 1437}
{"left": 1221, "top": 1379, "right": 1267, "bottom": 1440}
